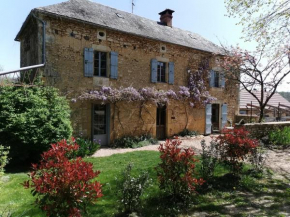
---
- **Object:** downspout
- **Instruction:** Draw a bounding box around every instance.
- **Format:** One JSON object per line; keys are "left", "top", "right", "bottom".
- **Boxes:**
{"left": 32, "top": 13, "right": 46, "bottom": 64}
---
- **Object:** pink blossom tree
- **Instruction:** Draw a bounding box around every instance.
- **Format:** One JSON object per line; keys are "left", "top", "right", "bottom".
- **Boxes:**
{"left": 225, "top": 0, "right": 290, "bottom": 54}
{"left": 221, "top": 45, "right": 290, "bottom": 122}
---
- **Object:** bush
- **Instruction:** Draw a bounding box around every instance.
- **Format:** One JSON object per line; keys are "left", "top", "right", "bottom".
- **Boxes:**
{"left": 0, "top": 145, "right": 10, "bottom": 177}
{"left": 117, "top": 163, "right": 150, "bottom": 213}
{"left": 200, "top": 139, "right": 219, "bottom": 182}
{"left": 269, "top": 127, "right": 290, "bottom": 147}
{"left": 0, "top": 86, "right": 72, "bottom": 164}
{"left": 22, "top": 139, "right": 103, "bottom": 217}
{"left": 112, "top": 134, "right": 158, "bottom": 148}
{"left": 215, "top": 127, "right": 258, "bottom": 174}
{"left": 156, "top": 138, "right": 204, "bottom": 204}
{"left": 73, "top": 137, "right": 100, "bottom": 157}
{"left": 249, "top": 142, "right": 267, "bottom": 174}
{"left": 178, "top": 129, "right": 198, "bottom": 137}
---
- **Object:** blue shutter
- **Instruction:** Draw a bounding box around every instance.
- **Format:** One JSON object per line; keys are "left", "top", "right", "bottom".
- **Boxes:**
{"left": 220, "top": 72, "right": 225, "bottom": 88}
{"left": 151, "top": 59, "right": 158, "bottom": 83}
{"left": 84, "top": 48, "right": 94, "bottom": 77}
{"left": 168, "top": 62, "right": 175, "bottom": 84}
{"left": 209, "top": 70, "right": 215, "bottom": 87}
{"left": 221, "top": 104, "right": 228, "bottom": 129}
{"left": 205, "top": 104, "right": 212, "bottom": 135}
{"left": 110, "top": 51, "right": 118, "bottom": 79}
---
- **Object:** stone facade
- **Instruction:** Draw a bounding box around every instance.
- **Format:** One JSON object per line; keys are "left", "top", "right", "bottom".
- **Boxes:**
{"left": 17, "top": 12, "right": 239, "bottom": 145}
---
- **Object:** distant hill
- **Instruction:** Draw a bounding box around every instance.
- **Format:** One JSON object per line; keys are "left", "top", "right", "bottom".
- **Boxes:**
{"left": 279, "top": 92, "right": 290, "bottom": 102}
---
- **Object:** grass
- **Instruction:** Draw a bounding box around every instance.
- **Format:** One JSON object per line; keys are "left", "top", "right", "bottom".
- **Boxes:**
{"left": 1, "top": 151, "right": 290, "bottom": 216}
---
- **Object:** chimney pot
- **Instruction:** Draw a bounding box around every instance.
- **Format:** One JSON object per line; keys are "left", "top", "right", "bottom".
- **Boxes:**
{"left": 159, "top": 9, "right": 175, "bottom": 27}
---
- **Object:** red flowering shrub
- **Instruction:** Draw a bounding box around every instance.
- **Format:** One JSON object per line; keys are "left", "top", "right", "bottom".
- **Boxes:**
{"left": 22, "top": 139, "right": 103, "bottom": 217}
{"left": 156, "top": 138, "right": 204, "bottom": 204}
{"left": 215, "top": 127, "right": 259, "bottom": 173}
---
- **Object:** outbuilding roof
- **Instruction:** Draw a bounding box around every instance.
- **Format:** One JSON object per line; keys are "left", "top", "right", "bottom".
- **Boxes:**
{"left": 240, "top": 90, "right": 290, "bottom": 109}
{"left": 15, "top": 0, "right": 223, "bottom": 54}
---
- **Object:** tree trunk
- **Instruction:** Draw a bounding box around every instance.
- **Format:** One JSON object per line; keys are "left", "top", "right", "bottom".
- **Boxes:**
{"left": 258, "top": 106, "right": 265, "bottom": 123}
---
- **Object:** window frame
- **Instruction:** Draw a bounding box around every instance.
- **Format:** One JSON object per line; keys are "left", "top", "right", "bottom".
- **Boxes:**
{"left": 213, "top": 71, "right": 220, "bottom": 88}
{"left": 94, "top": 51, "right": 107, "bottom": 77}
{"left": 157, "top": 61, "right": 166, "bottom": 83}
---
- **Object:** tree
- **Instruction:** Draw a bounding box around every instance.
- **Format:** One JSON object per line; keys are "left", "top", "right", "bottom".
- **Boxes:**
{"left": 225, "top": 0, "right": 290, "bottom": 54}
{"left": 221, "top": 45, "right": 290, "bottom": 122}
{"left": 0, "top": 86, "right": 72, "bottom": 164}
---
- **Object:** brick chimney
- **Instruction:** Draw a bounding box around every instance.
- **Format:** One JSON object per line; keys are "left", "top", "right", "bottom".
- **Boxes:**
{"left": 159, "top": 9, "right": 175, "bottom": 27}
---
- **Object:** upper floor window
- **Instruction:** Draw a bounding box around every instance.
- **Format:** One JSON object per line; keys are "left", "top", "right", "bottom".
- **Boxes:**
{"left": 214, "top": 71, "right": 220, "bottom": 88}
{"left": 94, "top": 51, "right": 107, "bottom": 77}
{"left": 84, "top": 48, "right": 118, "bottom": 79}
{"left": 151, "top": 59, "right": 174, "bottom": 84}
{"left": 157, "top": 61, "right": 166, "bottom": 82}
{"left": 209, "top": 70, "right": 225, "bottom": 88}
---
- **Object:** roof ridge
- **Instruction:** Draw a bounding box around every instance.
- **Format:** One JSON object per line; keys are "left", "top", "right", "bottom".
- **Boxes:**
{"left": 17, "top": 0, "right": 223, "bottom": 53}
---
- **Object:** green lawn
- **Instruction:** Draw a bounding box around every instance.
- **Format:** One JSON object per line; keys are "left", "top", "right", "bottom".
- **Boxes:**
{"left": 1, "top": 151, "right": 290, "bottom": 216}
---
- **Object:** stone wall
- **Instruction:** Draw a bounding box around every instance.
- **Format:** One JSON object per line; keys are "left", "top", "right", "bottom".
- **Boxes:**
{"left": 235, "top": 115, "right": 259, "bottom": 124}
{"left": 19, "top": 16, "right": 42, "bottom": 73}
{"left": 238, "top": 122, "right": 290, "bottom": 139}
{"left": 18, "top": 12, "right": 239, "bottom": 142}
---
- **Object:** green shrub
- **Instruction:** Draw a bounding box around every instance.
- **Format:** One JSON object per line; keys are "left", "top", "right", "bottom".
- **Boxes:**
{"left": 200, "top": 139, "right": 218, "bottom": 182}
{"left": 269, "top": 127, "right": 290, "bottom": 147}
{"left": 117, "top": 163, "right": 150, "bottom": 213}
{"left": 178, "top": 129, "right": 198, "bottom": 137}
{"left": 112, "top": 134, "right": 158, "bottom": 148}
{"left": 0, "top": 145, "right": 10, "bottom": 176}
{"left": 248, "top": 143, "right": 267, "bottom": 174}
{"left": 73, "top": 137, "right": 100, "bottom": 157}
{"left": 0, "top": 86, "right": 72, "bottom": 164}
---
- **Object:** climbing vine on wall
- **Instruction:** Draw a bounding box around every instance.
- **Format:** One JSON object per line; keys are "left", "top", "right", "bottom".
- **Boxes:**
{"left": 74, "top": 59, "right": 216, "bottom": 133}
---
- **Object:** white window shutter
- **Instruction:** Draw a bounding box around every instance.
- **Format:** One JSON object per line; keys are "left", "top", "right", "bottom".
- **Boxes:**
{"left": 205, "top": 104, "right": 212, "bottom": 135}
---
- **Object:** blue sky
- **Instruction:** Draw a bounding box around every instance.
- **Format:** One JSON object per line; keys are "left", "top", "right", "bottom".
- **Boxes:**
{"left": 1, "top": 0, "right": 288, "bottom": 91}
{"left": 0, "top": 0, "right": 254, "bottom": 71}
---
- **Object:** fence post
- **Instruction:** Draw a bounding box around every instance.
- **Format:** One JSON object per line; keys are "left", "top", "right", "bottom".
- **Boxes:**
{"left": 250, "top": 101, "right": 252, "bottom": 122}
{"left": 278, "top": 102, "right": 280, "bottom": 121}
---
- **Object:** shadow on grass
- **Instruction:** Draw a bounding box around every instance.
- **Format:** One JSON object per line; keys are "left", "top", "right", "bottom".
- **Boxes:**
{"left": 5, "top": 161, "right": 32, "bottom": 174}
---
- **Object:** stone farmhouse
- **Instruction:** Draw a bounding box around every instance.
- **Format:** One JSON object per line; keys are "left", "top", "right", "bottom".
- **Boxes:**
{"left": 15, "top": 0, "right": 239, "bottom": 145}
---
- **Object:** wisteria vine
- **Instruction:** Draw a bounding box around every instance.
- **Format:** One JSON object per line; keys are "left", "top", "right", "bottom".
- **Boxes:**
{"left": 76, "top": 83, "right": 215, "bottom": 107}
{"left": 74, "top": 64, "right": 216, "bottom": 133}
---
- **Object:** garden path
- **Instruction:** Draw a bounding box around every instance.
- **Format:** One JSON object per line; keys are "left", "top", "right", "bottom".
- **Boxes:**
{"left": 92, "top": 135, "right": 212, "bottom": 158}
{"left": 93, "top": 136, "right": 290, "bottom": 180}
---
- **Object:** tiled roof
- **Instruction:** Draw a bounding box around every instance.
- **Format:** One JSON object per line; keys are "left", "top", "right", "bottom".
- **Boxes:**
{"left": 240, "top": 90, "right": 290, "bottom": 109}
{"left": 16, "top": 0, "right": 223, "bottom": 54}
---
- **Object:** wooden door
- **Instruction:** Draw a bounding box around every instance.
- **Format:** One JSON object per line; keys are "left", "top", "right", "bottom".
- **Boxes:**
{"left": 156, "top": 106, "right": 166, "bottom": 140}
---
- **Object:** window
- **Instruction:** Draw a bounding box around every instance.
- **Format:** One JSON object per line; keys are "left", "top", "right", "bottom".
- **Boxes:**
{"left": 94, "top": 51, "right": 107, "bottom": 77}
{"left": 214, "top": 71, "right": 220, "bottom": 88}
{"left": 210, "top": 70, "right": 225, "bottom": 88}
{"left": 157, "top": 61, "right": 166, "bottom": 82}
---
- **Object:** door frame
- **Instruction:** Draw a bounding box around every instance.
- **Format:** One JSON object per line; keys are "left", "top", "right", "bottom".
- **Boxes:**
{"left": 212, "top": 103, "right": 221, "bottom": 133}
{"left": 156, "top": 105, "right": 167, "bottom": 140}
{"left": 91, "top": 103, "right": 110, "bottom": 146}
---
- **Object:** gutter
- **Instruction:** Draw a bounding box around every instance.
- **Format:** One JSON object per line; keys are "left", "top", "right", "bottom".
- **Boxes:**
{"left": 0, "top": 64, "right": 45, "bottom": 76}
